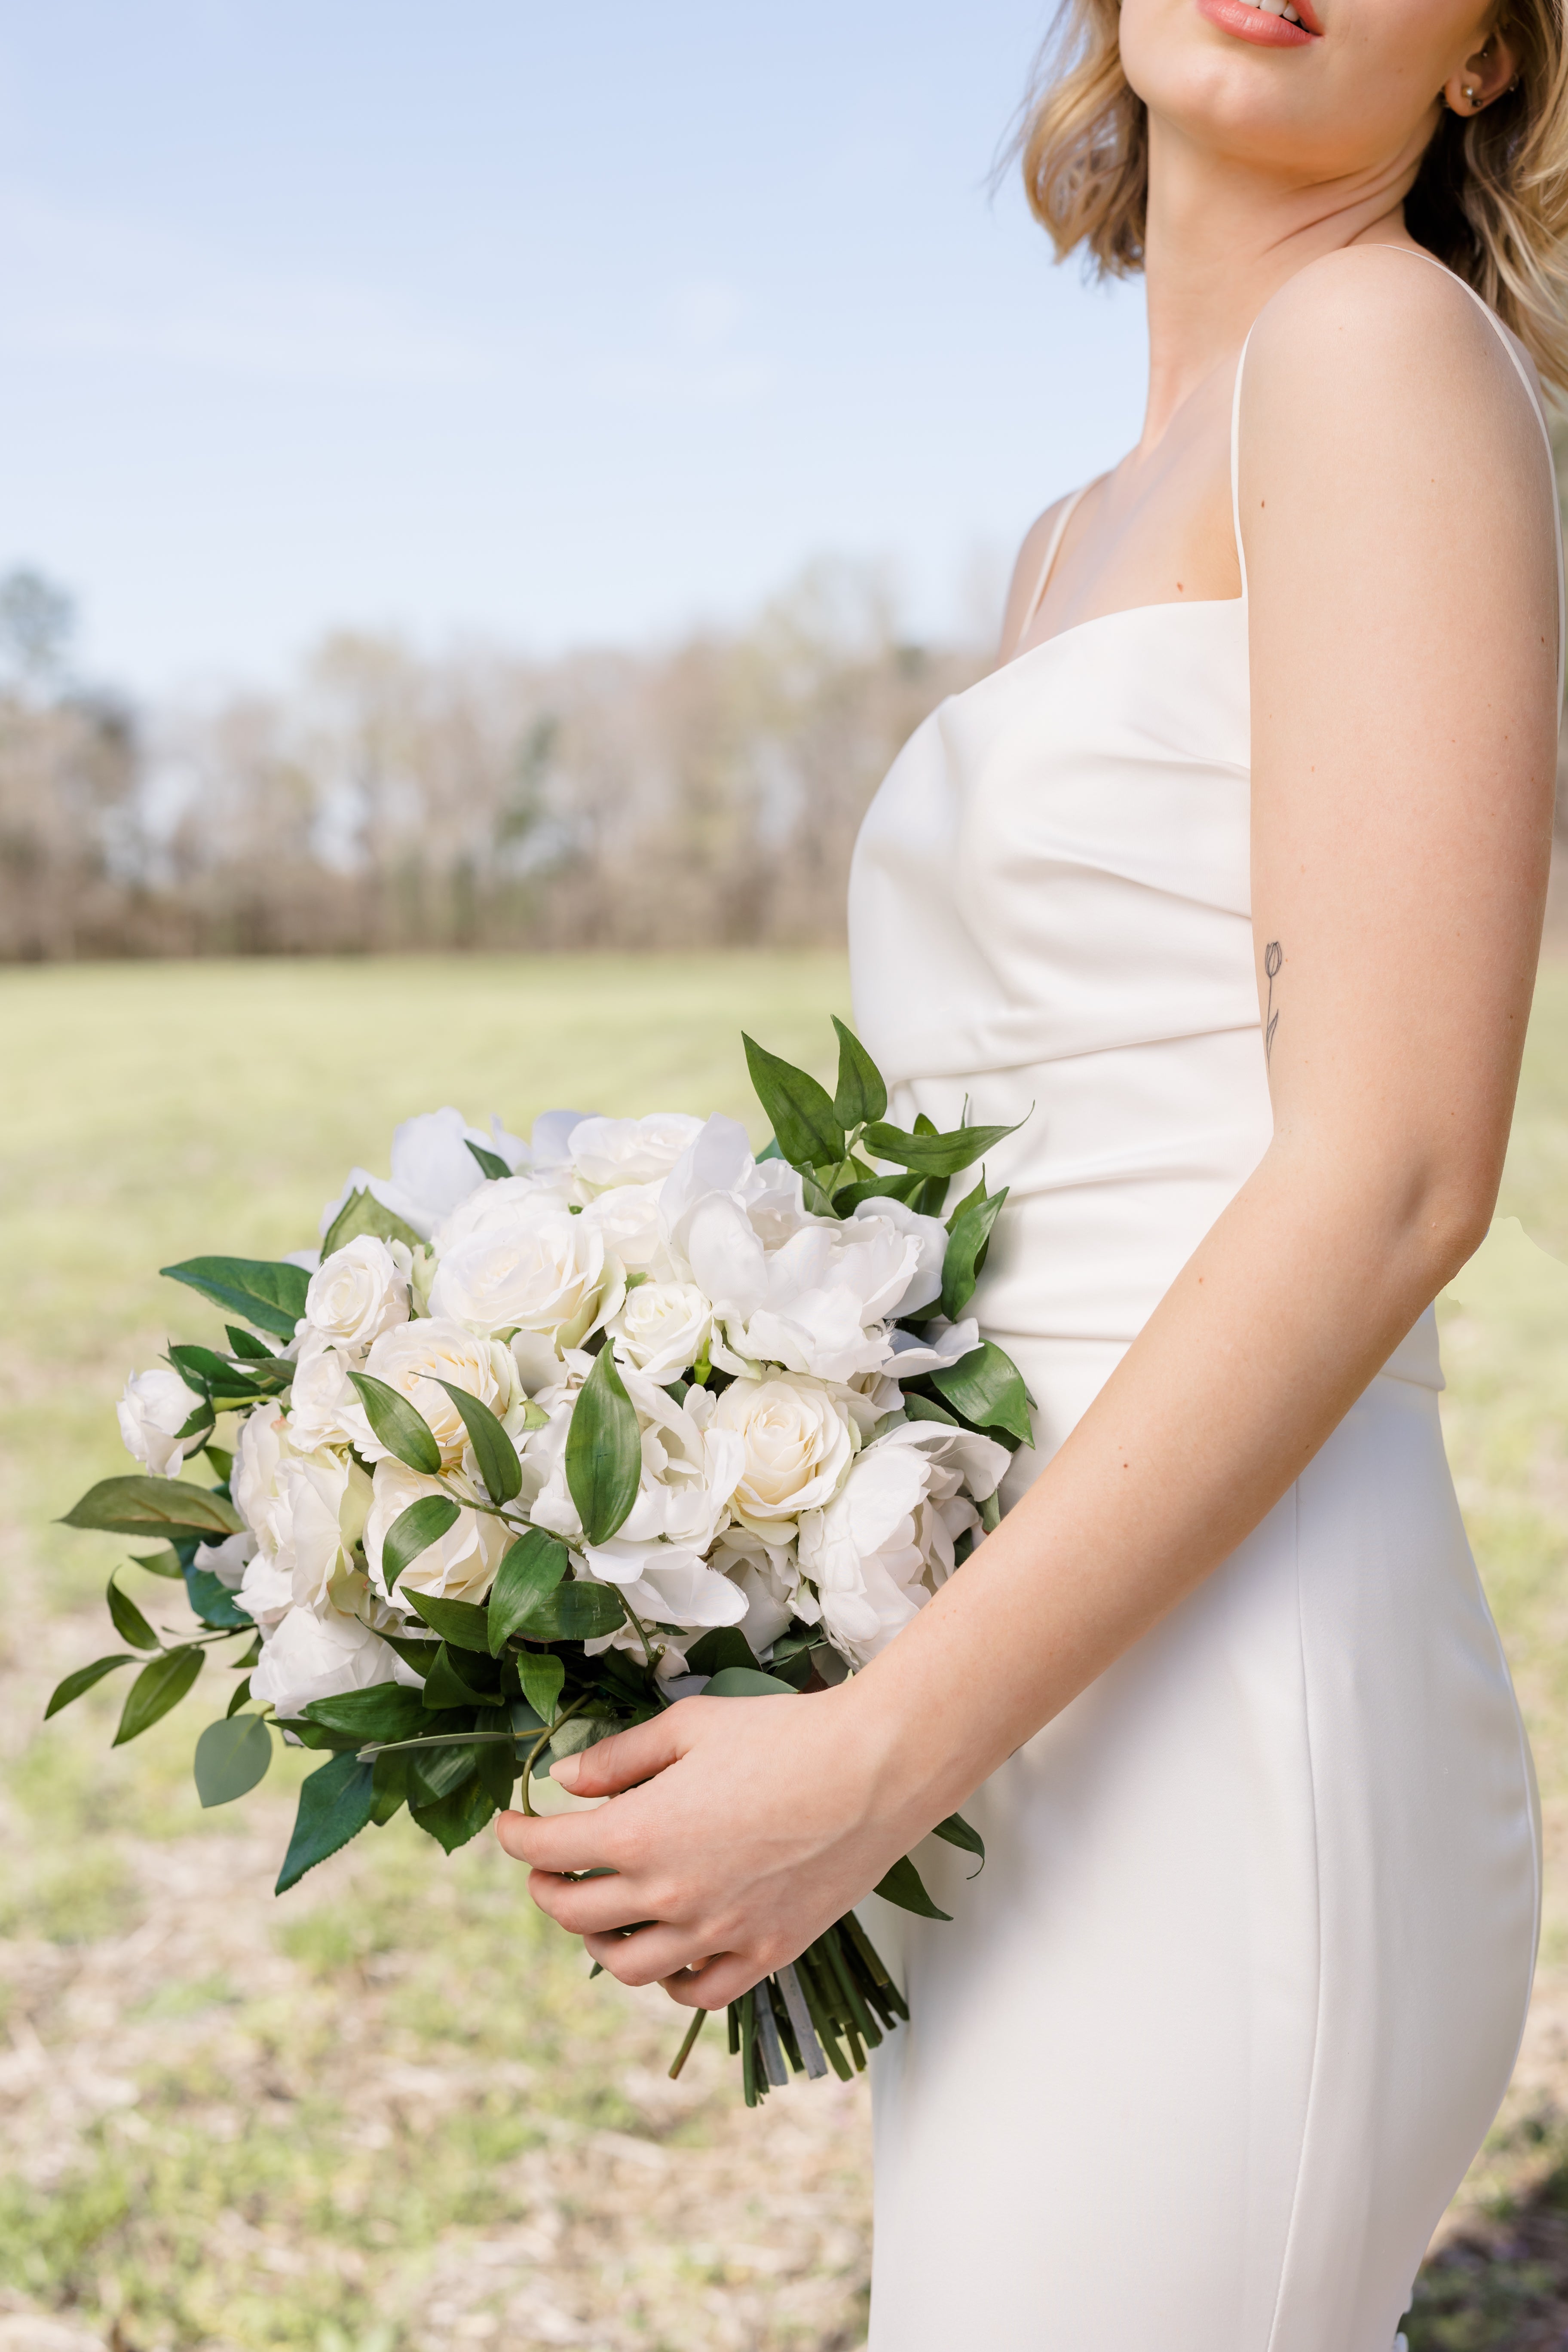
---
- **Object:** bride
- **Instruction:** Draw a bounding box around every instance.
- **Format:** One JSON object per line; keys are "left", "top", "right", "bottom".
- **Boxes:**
{"left": 499, "top": 0, "right": 1565, "bottom": 2340}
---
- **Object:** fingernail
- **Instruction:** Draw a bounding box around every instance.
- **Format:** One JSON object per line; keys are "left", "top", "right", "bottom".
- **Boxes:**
{"left": 551, "top": 1755, "right": 583, "bottom": 1790}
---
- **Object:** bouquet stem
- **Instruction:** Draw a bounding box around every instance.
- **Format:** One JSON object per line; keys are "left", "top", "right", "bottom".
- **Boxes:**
{"left": 666, "top": 1911, "right": 907, "bottom": 2105}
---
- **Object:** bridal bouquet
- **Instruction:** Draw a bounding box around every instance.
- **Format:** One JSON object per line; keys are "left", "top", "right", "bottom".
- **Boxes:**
{"left": 50, "top": 1021, "right": 1031, "bottom": 2105}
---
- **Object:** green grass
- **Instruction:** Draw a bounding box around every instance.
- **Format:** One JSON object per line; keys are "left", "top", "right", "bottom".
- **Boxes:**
{"left": 4, "top": 948, "right": 1568, "bottom": 2349}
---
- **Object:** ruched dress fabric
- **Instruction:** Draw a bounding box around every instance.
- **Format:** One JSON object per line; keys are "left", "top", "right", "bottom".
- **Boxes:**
{"left": 846, "top": 282, "right": 1546, "bottom": 2352}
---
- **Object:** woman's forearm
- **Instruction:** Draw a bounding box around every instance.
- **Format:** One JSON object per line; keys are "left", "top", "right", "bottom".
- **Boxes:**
{"left": 847, "top": 1138, "right": 1489, "bottom": 1840}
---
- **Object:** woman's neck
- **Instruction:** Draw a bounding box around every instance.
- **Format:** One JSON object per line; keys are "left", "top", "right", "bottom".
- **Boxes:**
{"left": 1136, "top": 110, "right": 1428, "bottom": 447}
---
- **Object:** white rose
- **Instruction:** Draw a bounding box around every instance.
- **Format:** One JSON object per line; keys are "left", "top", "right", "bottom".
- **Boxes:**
{"left": 362, "top": 1320, "right": 518, "bottom": 1465}
{"left": 285, "top": 1450, "right": 374, "bottom": 1612}
{"left": 432, "top": 1174, "right": 574, "bottom": 1255}
{"left": 709, "top": 1373, "right": 856, "bottom": 1537}
{"left": 578, "top": 1181, "right": 678, "bottom": 1277}
{"left": 364, "top": 1458, "right": 510, "bottom": 1609}
{"left": 284, "top": 1335, "right": 372, "bottom": 1455}
{"left": 798, "top": 1419, "right": 1011, "bottom": 1667}
{"left": 849, "top": 1197, "right": 949, "bottom": 1318}
{"left": 251, "top": 1601, "right": 419, "bottom": 1719}
{"left": 116, "top": 1367, "right": 207, "bottom": 1477}
{"left": 194, "top": 1530, "right": 256, "bottom": 1592}
{"left": 318, "top": 1108, "right": 496, "bottom": 1245}
{"left": 607, "top": 1280, "right": 713, "bottom": 1382}
{"left": 568, "top": 1112, "right": 705, "bottom": 1192}
{"left": 303, "top": 1235, "right": 409, "bottom": 1350}
{"left": 428, "top": 1204, "right": 623, "bottom": 1350}
{"left": 233, "top": 1402, "right": 295, "bottom": 1553}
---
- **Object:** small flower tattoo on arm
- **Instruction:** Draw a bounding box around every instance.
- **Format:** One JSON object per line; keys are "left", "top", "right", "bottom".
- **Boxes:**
{"left": 1264, "top": 940, "right": 1282, "bottom": 1067}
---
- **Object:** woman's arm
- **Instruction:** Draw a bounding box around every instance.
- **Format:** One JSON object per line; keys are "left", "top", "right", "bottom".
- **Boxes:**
{"left": 497, "top": 248, "right": 1559, "bottom": 2008}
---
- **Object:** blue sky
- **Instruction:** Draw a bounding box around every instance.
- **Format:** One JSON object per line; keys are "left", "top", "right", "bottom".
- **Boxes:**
{"left": 0, "top": 2, "right": 1148, "bottom": 695}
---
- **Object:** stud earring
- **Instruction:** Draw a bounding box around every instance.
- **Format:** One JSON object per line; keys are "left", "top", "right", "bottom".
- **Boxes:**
{"left": 1465, "top": 85, "right": 1481, "bottom": 107}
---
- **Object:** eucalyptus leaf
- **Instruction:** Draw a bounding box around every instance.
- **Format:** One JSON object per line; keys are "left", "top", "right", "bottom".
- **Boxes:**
{"left": 160, "top": 1255, "right": 310, "bottom": 1341}
{"left": 381, "top": 1493, "right": 461, "bottom": 1589}
{"left": 320, "top": 1186, "right": 424, "bottom": 1259}
{"left": 275, "top": 1752, "right": 377, "bottom": 1893}
{"left": 44, "top": 1654, "right": 138, "bottom": 1720}
{"left": 830, "top": 1015, "right": 888, "bottom": 1128}
{"left": 940, "top": 1183, "right": 1008, "bottom": 1321}
{"left": 432, "top": 1378, "right": 522, "bottom": 1503}
{"left": 194, "top": 1712, "right": 273, "bottom": 1807}
{"left": 742, "top": 1034, "right": 844, "bottom": 1169}
{"left": 872, "top": 1853, "right": 952, "bottom": 1921}
{"left": 862, "top": 1117, "right": 1022, "bottom": 1179}
{"left": 565, "top": 1344, "right": 642, "bottom": 1545}
{"left": 929, "top": 1340, "right": 1035, "bottom": 1448}
{"left": 106, "top": 1571, "right": 160, "bottom": 1653}
{"left": 517, "top": 1651, "right": 565, "bottom": 1723}
{"left": 346, "top": 1371, "right": 442, "bottom": 1475}
{"left": 62, "top": 1476, "right": 243, "bottom": 1541}
{"left": 113, "top": 1645, "right": 204, "bottom": 1746}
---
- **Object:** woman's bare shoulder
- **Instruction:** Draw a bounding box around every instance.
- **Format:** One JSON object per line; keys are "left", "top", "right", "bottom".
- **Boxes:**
{"left": 998, "top": 491, "right": 1080, "bottom": 661}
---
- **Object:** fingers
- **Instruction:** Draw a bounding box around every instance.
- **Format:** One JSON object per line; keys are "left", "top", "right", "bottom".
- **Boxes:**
{"left": 585, "top": 1921, "right": 723, "bottom": 1989}
{"left": 493, "top": 1807, "right": 615, "bottom": 1873}
{"left": 527, "top": 1866, "right": 658, "bottom": 1939}
{"left": 660, "top": 1954, "right": 760, "bottom": 2010}
{"left": 551, "top": 1704, "right": 695, "bottom": 1799}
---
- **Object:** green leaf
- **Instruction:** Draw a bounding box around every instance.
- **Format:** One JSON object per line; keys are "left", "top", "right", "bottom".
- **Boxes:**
{"left": 44, "top": 1654, "right": 138, "bottom": 1720}
{"left": 704, "top": 1666, "right": 799, "bottom": 1697}
{"left": 742, "top": 1034, "right": 845, "bottom": 1169}
{"left": 183, "top": 1565, "right": 254, "bottom": 1632}
{"left": 346, "top": 1371, "right": 442, "bottom": 1475}
{"left": 106, "top": 1571, "right": 160, "bottom": 1653}
{"left": 517, "top": 1651, "right": 565, "bottom": 1723}
{"left": 380, "top": 1631, "right": 436, "bottom": 1676}
{"left": 370, "top": 1748, "right": 414, "bottom": 1825}
{"left": 226, "top": 1675, "right": 253, "bottom": 1718}
{"left": 422, "top": 1643, "right": 502, "bottom": 1711}
{"left": 872, "top": 1853, "right": 952, "bottom": 1920}
{"left": 405, "top": 1589, "right": 494, "bottom": 1653}
{"left": 160, "top": 1255, "right": 310, "bottom": 1341}
{"left": 113, "top": 1646, "right": 204, "bottom": 1745}
{"left": 565, "top": 1345, "right": 642, "bottom": 1545}
{"left": 410, "top": 1776, "right": 496, "bottom": 1854}
{"left": 321, "top": 1186, "right": 424, "bottom": 1259}
{"left": 831, "top": 1170, "right": 928, "bottom": 1214}
{"left": 410, "top": 1743, "right": 478, "bottom": 1807}
{"left": 487, "top": 1527, "right": 569, "bottom": 1653}
{"left": 509, "top": 1577, "right": 627, "bottom": 1642}
{"left": 683, "top": 1627, "right": 760, "bottom": 1679}
{"left": 929, "top": 1341, "right": 1034, "bottom": 1447}
{"left": 862, "top": 1118, "right": 1022, "bottom": 1179}
{"left": 194, "top": 1712, "right": 273, "bottom": 1807}
{"left": 303, "top": 1682, "right": 431, "bottom": 1743}
{"left": 465, "top": 1138, "right": 512, "bottom": 1181}
{"left": 474, "top": 1740, "right": 517, "bottom": 1812}
{"left": 830, "top": 1016, "right": 888, "bottom": 1129}
{"left": 931, "top": 1811, "right": 985, "bottom": 1866}
{"left": 432, "top": 1378, "right": 522, "bottom": 1504}
{"left": 940, "top": 1183, "right": 1008, "bottom": 1321}
{"left": 381, "top": 1494, "right": 461, "bottom": 1589}
{"left": 62, "top": 1476, "right": 243, "bottom": 1541}
{"left": 275, "top": 1752, "right": 377, "bottom": 1893}
{"left": 226, "top": 1324, "right": 273, "bottom": 1360}
{"left": 131, "top": 1547, "right": 185, "bottom": 1580}
{"left": 900, "top": 1390, "right": 960, "bottom": 1429}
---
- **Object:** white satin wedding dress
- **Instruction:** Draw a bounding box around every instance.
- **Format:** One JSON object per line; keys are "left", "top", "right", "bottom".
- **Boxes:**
{"left": 847, "top": 257, "right": 1550, "bottom": 2351}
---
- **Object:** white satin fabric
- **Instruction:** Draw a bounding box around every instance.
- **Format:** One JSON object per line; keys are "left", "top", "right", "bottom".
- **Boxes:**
{"left": 846, "top": 273, "right": 1545, "bottom": 2350}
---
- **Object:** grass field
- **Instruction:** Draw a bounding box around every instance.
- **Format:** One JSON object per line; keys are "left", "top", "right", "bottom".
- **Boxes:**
{"left": 4, "top": 950, "right": 1568, "bottom": 2352}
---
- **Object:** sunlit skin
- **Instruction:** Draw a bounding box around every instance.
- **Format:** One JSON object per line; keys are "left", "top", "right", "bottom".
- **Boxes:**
{"left": 495, "top": 0, "right": 1559, "bottom": 2013}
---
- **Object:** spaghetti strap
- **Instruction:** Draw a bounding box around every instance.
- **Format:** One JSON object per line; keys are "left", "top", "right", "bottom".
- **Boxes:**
{"left": 1013, "top": 482, "right": 1093, "bottom": 655}
{"left": 1229, "top": 328, "right": 1257, "bottom": 602}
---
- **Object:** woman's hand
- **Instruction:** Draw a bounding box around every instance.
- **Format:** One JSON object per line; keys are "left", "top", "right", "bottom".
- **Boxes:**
{"left": 493, "top": 1684, "right": 924, "bottom": 2010}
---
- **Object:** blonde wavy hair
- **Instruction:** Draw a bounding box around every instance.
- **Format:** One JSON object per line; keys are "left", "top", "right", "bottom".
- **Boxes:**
{"left": 1016, "top": 0, "right": 1568, "bottom": 389}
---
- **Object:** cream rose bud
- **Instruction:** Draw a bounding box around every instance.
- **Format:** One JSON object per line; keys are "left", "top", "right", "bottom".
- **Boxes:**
{"left": 710, "top": 1372, "right": 857, "bottom": 1536}
{"left": 116, "top": 1366, "right": 207, "bottom": 1477}
{"left": 427, "top": 1202, "right": 623, "bottom": 1351}
{"left": 302, "top": 1234, "right": 410, "bottom": 1350}
{"left": 362, "top": 1320, "right": 517, "bottom": 1464}
{"left": 607, "top": 1281, "right": 713, "bottom": 1382}
{"left": 568, "top": 1112, "right": 705, "bottom": 1193}
{"left": 364, "top": 1458, "right": 511, "bottom": 1608}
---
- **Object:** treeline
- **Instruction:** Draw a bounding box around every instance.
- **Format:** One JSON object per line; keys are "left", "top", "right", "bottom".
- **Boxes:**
{"left": 0, "top": 564, "right": 983, "bottom": 962}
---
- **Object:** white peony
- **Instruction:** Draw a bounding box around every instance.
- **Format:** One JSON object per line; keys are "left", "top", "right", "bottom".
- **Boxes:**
{"left": 709, "top": 1373, "right": 857, "bottom": 1538}
{"left": 362, "top": 1319, "right": 518, "bottom": 1466}
{"left": 251, "top": 1601, "right": 418, "bottom": 1719}
{"left": 799, "top": 1418, "right": 1011, "bottom": 1666}
{"left": 848, "top": 1196, "right": 948, "bottom": 1318}
{"left": 319, "top": 1107, "right": 498, "bottom": 1244}
{"left": 193, "top": 1529, "right": 256, "bottom": 1591}
{"left": 428, "top": 1197, "right": 623, "bottom": 1350}
{"left": 567, "top": 1112, "right": 705, "bottom": 1193}
{"left": 364, "top": 1458, "right": 511, "bottom": 1609}
{"left": 302, "top": 1234, "right": 410, "bottom": 1350}
{"left": 116, "top": 1367, "right": 208, "bottom": 1477}
{"left": 606, "top": 1280, "right": 713, "bottom": 1382}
